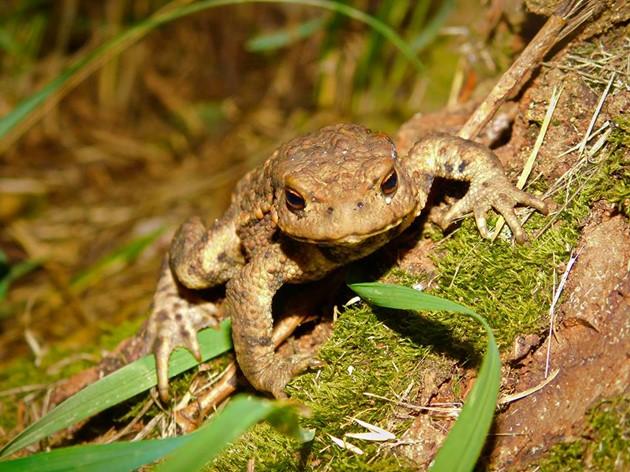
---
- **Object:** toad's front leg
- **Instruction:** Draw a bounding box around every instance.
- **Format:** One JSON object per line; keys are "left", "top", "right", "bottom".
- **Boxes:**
{"left": 408, "top": 134, "right": 548, "bottom": 242}
{"left": 225, "top": 245, "right": 314, "bottom": 398}
{"left": 145, "top": 214, "right": 245, "bottom": 401}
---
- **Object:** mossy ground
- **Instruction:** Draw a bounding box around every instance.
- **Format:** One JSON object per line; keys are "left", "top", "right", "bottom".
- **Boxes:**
{"left": 0, "top": 122, "right": 626, "bottom": 468}
{"left": 0, "top": 115, "right": 625, "bottom": 470}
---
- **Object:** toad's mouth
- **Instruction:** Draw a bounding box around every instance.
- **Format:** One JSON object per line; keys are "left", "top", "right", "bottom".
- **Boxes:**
{"left": 287, "top": 214, "right": 412, "bottom": 246}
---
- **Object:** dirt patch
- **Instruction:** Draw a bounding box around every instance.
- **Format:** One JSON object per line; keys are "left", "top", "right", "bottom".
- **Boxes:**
{"left": 490, "top": 207, "right": 629, "bottom": 469}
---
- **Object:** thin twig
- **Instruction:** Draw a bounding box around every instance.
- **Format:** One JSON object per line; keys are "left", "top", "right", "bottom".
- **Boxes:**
{"left": 498, "top": 369, "right": 560, "bottom": 405}
{"left": 0, "top": 384, "right": 49, "bottom": 398}
{"left": 363, "top": 392, "right": 461, "bottom": 416}
{"left": 103, "top": 397, "right": 155, "bottom": 443}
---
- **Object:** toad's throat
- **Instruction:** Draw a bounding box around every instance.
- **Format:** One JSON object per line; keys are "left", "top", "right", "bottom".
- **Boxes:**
{"left": 287, "top": 214, "right": 412, "bottom": 246}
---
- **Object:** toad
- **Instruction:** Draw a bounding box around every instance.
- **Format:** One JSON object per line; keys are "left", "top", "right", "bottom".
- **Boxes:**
{"left": 145, "top": 123, "right": 547, "bottom": 400}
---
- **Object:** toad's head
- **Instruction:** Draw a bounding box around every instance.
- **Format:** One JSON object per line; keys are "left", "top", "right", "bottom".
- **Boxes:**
{"left": 272, "top": 123, "right": 421, "bottom": 246}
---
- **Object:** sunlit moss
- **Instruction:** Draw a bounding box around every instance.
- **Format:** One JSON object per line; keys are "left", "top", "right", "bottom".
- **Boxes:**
{"left": 536, "top": 397, "right": 630, "bottom": 471}
{"left": 209, "top": 305, "right": 449, "bottom": 471}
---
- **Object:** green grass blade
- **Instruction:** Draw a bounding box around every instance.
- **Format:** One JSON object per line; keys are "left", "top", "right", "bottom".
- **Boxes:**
{"left": 0, "top": 320, "right": 233, "bottom": 457}
{"left": 0, "top": 0, "right": 421, "bottom": 148}
{"left": 0, "top": 395, "right": 297, "bottom": 472}
{"left": 156, "top": 395, "right": 299, "bottom": 472}
{"left": 353, "top": 0, "right": 396, "bottom": 89}
{"left": 0, "top": 436, "right": 190, "bottom": 472}
{"left": 0, "top": 250, "right": 41, "bottom": 300}
{"left": 430, "top": 337, "right": 500, "bottom": 472}
{"left": 349, "top": 282, "right": 477, "bottom": 315}
{"left": 246, "top": 17, "right": 327, "bottom": 52}
{"left": 348, "top": 282, "right": 501, "bottom": 472}
{"left": 410, "top": 0, "right": 456, "bottom": 53}
{"left": 70, "top": 228, "right": 164, "bottom": 293}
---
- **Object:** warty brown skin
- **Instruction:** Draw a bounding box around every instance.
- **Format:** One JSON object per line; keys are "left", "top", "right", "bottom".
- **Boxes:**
{"left": 144, "top": 123, "right": 547, "bottom": 400}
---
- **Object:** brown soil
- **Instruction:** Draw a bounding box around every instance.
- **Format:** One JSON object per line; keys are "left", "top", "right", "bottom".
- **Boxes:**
{"left": 490, "top": 207, "right": 629, "bottom": 469}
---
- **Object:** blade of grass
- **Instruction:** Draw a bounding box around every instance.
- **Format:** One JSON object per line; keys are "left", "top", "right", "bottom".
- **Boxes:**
{"left": 361, "top": 0, "right": 412, "bottom": 90}
{"left": 376, "top": 0, "right": 431, "bottom": 111}
{"left": 0, "top": 249, "right": 41, "bottom": 301}
{"left": 0, "top": 0, "right": 421, "bottom": 153}
{"left": 349, "top": 282, "right": 477, "bottom": 315}
{"left": 0, "top": 319, "right": 233, "bottom": 457}
{"left": 353, "top": 0, "right": 396, "bottom": 90}
{"left": 409, "top": 0, "right": 455, "bottom": 52}
{"left": 156, "top": 395, "right": 301, "bottom": 472}
{"left": 0, "top": 395, "right": 298, "bottom": 472}
{"left": 348, "top": 282, "right": 501, "bottom": 472}
{"left": 70, "top": 227, "right": 164, "bottom": 293}
{"left": 0, "top": 435, "right": 190, "bottom": 472}
{"left": 246, "top": 16, "right": 327, "bottom": 52}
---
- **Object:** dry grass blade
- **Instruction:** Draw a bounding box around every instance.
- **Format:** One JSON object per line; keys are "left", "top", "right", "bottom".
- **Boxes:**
{"left": 544, "top": 250, "right": 579, "bottom": 378}
{"left": 329, "top": 434, "right": 364, "bottom": 455}
{"left": 363, "top": 391, "right": 461, "bottom": 416}
{"left": 498, "top": 369, "right": 560, "bottom": 405}
{"left": 345, "top": 418, "right": 396, "bottom": 442}
{"left": 577, "top": 72, "right": 615, "bottom": 155}
{"left": 556, "top": 0, "right": 601, "bottom": 40}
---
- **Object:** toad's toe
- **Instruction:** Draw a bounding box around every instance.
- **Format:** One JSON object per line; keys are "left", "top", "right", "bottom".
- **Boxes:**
{"left": 145, "top": 300, "right": 218, "bottom": 402}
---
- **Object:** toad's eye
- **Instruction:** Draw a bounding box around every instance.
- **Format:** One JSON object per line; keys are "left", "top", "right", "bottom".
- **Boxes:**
{"left": 285, "top": 188, "right": 306, "bottom": 212}
{"left": 380, "top": 169, "right": 398, "bottom": 196}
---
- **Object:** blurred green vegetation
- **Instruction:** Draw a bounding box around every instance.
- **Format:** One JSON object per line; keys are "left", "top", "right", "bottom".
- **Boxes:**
{"left": 0, "top": 0, "right": 467, "bottom": 143}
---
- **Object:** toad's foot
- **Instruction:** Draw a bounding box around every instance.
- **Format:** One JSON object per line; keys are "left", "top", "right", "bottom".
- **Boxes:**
{"left": 144, "top": 259, "right": 220, "bottom": 401}
{"left": 408, "top": 134, "right": 548, "bottom": 243}
{"left": 437, "top": 176, "right": 548, "bottom": 243}
{"left": 245, "top": 354, "right": 322, "bottom": 399}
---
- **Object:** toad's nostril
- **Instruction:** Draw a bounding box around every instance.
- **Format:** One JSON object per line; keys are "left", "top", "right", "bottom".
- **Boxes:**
{"left": 356, "top": 201, "right": 364, "bottom": 209}
{"left": 327, "top": 207, "right": 334, "bottom": 214}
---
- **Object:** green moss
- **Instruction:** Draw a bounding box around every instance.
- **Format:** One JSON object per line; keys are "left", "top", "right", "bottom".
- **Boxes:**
{"left": 536, "top": 397, "right": 630, "bottom": 471}
{"left": 597, "top": 118, "right": 630, "bottom": 217}
{"left": 209, "top": 305, "right": 447, "bottom": 471}
{"left": 537, "top": 441, "right": 587, "bottom": 471}
{"left": 431, "top": 211, "right": 577, "bottom": 351}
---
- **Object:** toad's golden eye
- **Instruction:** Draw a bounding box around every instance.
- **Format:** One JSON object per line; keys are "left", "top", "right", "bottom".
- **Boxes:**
{"left": 380, "top": 169, "right": 398, "bottom": 196}
{"left": 285, "top": 188, "right": 306, "bottom": 212}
